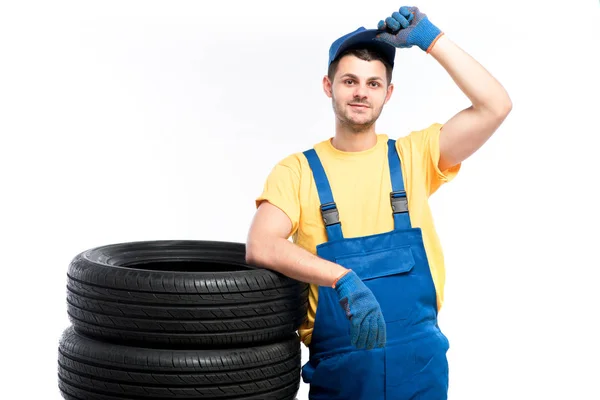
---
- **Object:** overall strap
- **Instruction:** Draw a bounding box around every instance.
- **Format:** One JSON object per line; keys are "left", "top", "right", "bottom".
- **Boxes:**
{"left": 303, "top": 149, "right": 344, "bottom": 241}
{"left": 387, "top": 139, "right": 412, "bottom": 230}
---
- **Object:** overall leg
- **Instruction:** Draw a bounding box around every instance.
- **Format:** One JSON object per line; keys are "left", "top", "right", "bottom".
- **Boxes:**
{"left": 307, "top": 348, "right": 386, "bottom": 400}
{"left": 386, "top": 331, "right": 450, "bottom": 400}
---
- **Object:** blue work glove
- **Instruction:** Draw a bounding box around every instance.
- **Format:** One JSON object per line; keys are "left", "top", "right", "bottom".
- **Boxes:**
{"left": 375, "top": 6, "right": 444, "bottom": 53}
{"left": 333, "top": 269, "right": 386, "bottom": 350}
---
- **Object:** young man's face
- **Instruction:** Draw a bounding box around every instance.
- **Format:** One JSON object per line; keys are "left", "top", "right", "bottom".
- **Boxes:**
{"left": 324, "top": 54, "right": 394, "bottom": 131}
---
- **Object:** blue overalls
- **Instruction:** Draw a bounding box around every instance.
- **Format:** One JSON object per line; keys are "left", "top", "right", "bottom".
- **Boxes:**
{"left": 300, "top": 139, "right": 450, "bottom": 400}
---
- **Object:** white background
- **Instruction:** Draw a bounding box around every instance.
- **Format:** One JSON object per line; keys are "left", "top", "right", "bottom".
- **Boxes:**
{"left": 1, "top": 0, "right": 599, "bottom": 399}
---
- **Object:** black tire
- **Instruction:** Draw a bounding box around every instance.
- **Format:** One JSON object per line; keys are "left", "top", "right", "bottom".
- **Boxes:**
{"left": 57, "top": 326, "right": 301, "bottom": 399}
{"left": 66, "top": 240, "right": 308, "bottom": 347}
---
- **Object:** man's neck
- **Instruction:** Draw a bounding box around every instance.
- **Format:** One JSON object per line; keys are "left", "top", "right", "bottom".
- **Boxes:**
{"left": 331, "top": 122, "right": 378, "bottom": 152}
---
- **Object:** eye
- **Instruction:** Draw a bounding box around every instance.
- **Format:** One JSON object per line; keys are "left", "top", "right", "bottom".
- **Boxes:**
{"left": 370, "top": 81, "right": 380, "bottom": 87}
{"left": 345, "top": 79, "right": 354, "bottom": 85}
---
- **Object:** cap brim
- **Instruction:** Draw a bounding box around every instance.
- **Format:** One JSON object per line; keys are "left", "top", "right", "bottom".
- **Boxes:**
{"left": 331, "top": 29, "right": 395, "bottom": 67}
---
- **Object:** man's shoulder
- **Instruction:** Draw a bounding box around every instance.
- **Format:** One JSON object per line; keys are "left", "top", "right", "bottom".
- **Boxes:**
{"left": 272, "top": 137, "right": 332, "bottom": 170}
{"left": 393, "top": 122, "right": 443, "bottom": 140}
{"left": 390, "top": 122, "right": 444, "bottom": 152}
{"left": 275, "top": 151, "right": 307, "bottom": 168}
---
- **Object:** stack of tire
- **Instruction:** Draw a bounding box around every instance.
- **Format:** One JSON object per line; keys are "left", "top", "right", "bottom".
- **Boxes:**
{"left": 57, "top": 240, "right": 308, "bottom": 400}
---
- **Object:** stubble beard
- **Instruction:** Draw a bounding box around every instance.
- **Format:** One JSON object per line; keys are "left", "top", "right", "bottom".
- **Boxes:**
{"left": 332, "top": 93, "right": 384, "bottom": 134}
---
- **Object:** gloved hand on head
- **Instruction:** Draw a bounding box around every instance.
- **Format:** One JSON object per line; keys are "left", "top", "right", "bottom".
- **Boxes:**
{"left": 375, "top": 6, "right": 444, "bottom": 53}
{"left": 333, "top": 269, "right": 386, "bottom": 350}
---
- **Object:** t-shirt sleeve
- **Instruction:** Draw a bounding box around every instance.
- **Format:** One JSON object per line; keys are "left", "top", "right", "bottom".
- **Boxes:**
{"left": 398, "top": 123, "right": 462, "bottom": 197}
{"left": 255, "top": 154, "right": 302, "bottom": 237}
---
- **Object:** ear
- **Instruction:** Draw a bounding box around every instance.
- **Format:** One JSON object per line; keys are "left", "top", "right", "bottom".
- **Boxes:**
{"left": 384, "top": 83, "right": 394, "bottom": 104}
{"left": 322, "top": 75, "right": 333, "bottom": 98}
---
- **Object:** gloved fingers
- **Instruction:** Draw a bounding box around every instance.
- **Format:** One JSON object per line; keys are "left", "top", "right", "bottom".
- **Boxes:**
{"left": 355, "top": 317, "right": 370, "bottom": 349}
{"left": 350, "top": 319, "right": 361, "bottom": 348}
{"left": 374, "top": 31, "right": 396, "bottom": 46}
{"left": 385, "top": 16, "right": 400, "bottom": 31}
{"left": 376, "top": 315, "right": 387, "bottom": 348}
{"left": 399, "top": 6, "right": 417, "bottom": 21}
{"left": 377, "top": 19, "right": 386, "bottom": 30}
{"left": 364, "top": 317, "right": 376, "bottom": 350}
{"left": 365, "top": 314, "right": 386, "bottom": 350}
{"left": 391, "top": 11, "right": 410, "bottom": 29}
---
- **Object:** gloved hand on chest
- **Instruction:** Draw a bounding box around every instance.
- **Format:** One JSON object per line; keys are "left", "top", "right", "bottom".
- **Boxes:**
{"left": 333, "top": 269, "right": 386, "bottom": 350}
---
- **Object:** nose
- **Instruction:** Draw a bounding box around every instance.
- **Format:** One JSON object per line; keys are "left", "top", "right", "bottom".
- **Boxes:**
{"left": 353, "top": 83, "right": 368, "bottom": 100}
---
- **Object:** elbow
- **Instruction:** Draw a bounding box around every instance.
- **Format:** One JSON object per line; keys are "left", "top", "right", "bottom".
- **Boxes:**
{"left": 486, "top": 99, "right": 512, "bottom": 125}
{"left": 245, "top": 238, "right": 263, "bottom": 266}
{"left": 483, "top": 91, "right": 512, "bottom": 121}
{"left": 245, "top": 242, "right": 257, "bottom": 265}
{"left": 501, "top": 97, "right": 513, "bottom": 118}
{"left": 495, "top": 93, "right": 513, "bottom": 120}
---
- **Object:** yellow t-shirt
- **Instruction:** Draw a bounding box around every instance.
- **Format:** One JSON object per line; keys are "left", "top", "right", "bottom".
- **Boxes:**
{"left": 255, "top": 123, "right": 461, "bottom": 346}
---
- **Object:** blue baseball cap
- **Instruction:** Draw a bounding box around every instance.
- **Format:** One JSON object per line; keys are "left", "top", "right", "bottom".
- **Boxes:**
{"left": 328, "top": 27, "right": 396, "bottom": 68}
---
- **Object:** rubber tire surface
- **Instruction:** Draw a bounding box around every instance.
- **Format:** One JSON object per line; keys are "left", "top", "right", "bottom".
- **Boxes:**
{"left": 66, "top": 240, "right": 308, "bottom": 347}
{"left": 58, "top": 326, "right": 300, "bottom": 399}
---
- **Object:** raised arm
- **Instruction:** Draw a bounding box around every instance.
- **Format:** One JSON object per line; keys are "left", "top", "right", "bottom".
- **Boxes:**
{"left": 245, "top": 201, "right": 347, "bottom": 287}
{"left": 375, "top": 6, "right": 512, "bottom": 171}
{"left": 430, "top": 35, "right": 512, "bottom": 171}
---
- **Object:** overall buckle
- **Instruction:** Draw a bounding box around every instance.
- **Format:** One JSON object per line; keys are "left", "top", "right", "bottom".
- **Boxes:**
{"left": 390, "top": 190, "right": 408, "bottom": 214}
{"left": 320, "top": 202, "right": 340, "bottom": 226}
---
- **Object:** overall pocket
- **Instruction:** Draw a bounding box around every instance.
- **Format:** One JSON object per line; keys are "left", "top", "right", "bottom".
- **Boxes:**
{"left": 335, "top": 245, "right": 416, "bottom": 322}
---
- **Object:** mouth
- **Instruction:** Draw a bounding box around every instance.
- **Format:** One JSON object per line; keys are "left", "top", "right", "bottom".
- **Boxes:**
{"left": 349, "top": 103, "right": 369, "bottom": 109}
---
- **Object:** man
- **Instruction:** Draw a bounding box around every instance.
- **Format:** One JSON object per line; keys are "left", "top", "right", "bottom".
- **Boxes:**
{"left": 246, "top": 6, "right": 511, "bottom": 400}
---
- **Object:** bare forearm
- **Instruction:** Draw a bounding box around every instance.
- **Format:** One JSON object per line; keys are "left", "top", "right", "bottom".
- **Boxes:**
{"left": 246, "top": 237, "right": 347, "bottom": 287}
{"left": 429, "top": 35, "right": 512, "bottom": 116}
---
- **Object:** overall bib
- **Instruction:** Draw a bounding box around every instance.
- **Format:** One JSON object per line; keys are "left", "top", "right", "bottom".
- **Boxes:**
{"left": 300, "top": 139, "right": 450, "bottom": 400}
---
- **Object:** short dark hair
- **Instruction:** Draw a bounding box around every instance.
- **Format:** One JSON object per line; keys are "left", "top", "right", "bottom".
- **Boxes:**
{"left": 327, "top": 47, "right": 393, "bottom": 85}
